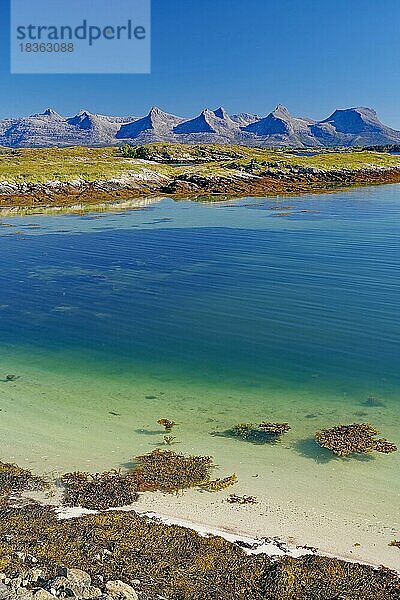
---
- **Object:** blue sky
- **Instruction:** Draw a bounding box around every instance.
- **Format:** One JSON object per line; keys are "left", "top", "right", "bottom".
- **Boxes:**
{"left": 1, "top": 0, "right": 400, "bottom": 126}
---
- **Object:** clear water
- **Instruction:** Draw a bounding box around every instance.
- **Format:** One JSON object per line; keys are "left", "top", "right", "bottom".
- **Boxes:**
{"left": 0, "top": 186, "right": 399, "bottom": 566}
{"left": 2, "top": 188, "right": 400, "bottom": 393}
{"left": 290, "top": 151, "right": 321, "bottom": 156}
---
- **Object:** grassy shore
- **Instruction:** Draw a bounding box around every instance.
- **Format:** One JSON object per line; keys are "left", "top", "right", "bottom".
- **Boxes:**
{"left": 1, "top": 144, "right": 400, "bottom": 210}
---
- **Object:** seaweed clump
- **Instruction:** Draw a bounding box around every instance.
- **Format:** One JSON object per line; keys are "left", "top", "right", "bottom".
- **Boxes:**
{"left": 259, "top": 422, "right": 291, "bottom": 436}
{"left": 217, "top": 421, "right": 291, "bottom": 444}
{"left": 128, "top": 449, "right": 214, "bottom": 493}
{"left": 61, "top": 469, "right": 138, "bottom": 510}
{"left": 233, "top": 423, "right": 254, "bottom": 436}
{"left": 227, "top": 494, "right": 258, "bottom": 505}
{"left": 3, "top": 374, "right": 19, "bottom": 382}
{"left": 157, "top": 418, "right": 176, "bottom": 432}
{"left": 200, "top": 474, "right": 237, "bottom": 492}
{"left": 163, "top": 435, "right": 176, "bottom": 445}
{"left": 315, "top": 423, "right": 397, "bottom": 457}
{"left": 260, "top": 555, "right": 400, "bottom": 600}
{"left": 0, "top": 461, "right": 46, "bottom": 506}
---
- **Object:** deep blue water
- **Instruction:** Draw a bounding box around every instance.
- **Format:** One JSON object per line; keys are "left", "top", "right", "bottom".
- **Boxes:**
{"left": 0, "top": 186, "right": 400, "bottom": 396}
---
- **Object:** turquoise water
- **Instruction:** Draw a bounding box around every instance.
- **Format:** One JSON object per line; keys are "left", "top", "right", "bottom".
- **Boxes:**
{"left": 0, "top": 186, "right": 399, "bottom": 567}
{"left": 1, "top": 187, "right": 400, "bottom": 395}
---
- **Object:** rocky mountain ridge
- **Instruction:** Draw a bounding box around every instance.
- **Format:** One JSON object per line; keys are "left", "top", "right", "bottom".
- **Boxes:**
{"left": 1, "top": 105, "right": 399, "bottom": 148}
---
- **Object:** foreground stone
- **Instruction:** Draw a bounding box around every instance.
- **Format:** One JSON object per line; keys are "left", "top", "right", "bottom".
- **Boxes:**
{"left": 0, "top": 570, "right": 139, "bottom": 600}
{"left": 105, "top": 581, "right": 138, "bottom": 600}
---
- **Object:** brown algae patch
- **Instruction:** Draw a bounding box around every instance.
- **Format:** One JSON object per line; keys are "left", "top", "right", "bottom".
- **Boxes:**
{"left": 315, "top": 423, "right": 397, "bottom": 457}
{"left": 0, "top": 461, "right": 47, "bottom": 507}
{"left": 61, "top": 470, "right": 139, "bottom": 511}
{"left": 214, "top": 421, "right": 291, "bottom": 444}
{"left": 199, "top": 473, "right": 238, "bottom": 492}
{"left": 128, "top": 449, "right": 215, "bottom": 493}
{"left": 156, "top": 418, "right": 177, "bottom": 432}
{"left": 0, "top": 506, "right": 398, "bottom": 599}
{"left": 60, "top": 449, "right": 229, "bottom": 506}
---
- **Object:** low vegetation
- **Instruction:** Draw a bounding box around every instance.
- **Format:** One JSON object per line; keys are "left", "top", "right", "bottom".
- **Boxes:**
{"left": 0, "top": 143, "right": 400, "bottom": 183}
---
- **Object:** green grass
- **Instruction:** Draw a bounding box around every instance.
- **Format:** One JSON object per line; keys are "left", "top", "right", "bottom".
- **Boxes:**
{"left": 0, "top": 147, "right": 176, "bottom": 184}
{"left": 1, "top": 144, "right": 399, "bottom": 185}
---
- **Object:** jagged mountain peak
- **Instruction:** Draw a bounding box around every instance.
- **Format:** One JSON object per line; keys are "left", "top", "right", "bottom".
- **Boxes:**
{"left": 272, "top": 104, "right": 291, "bottom": 118}
{"left": 213, "top": 107, "right": 230, "bottom": 119}
{"left": 173, "top": 107, "right": 237, "bottom": 136}
{"left": 231, "top": 112, "right": 260, "bottom": 126}
{"left": 67, "top": 111, "right": 96, "bottom": 129}
{"left": 78, "top": 110, "right": 93, "bottom": 117}
{"left": 325, "top": 106, "right": 379, "bottom": 120}
{"left": 242, "top": 105, "right": 295, "bottom": 136}
{"left": 148, "top": 106, "right": 163, "bottom": 117}
{"left": 174, "top": 110, "right": 216, "bottom": 134}
{"left": 116, "top": 106, "right": 183, "bottom": 140}
{"left": 147, "top": 106, "right": 180, "bottom": 120}
{"left": 319, "top": 106, "right": 385, "bottom": 135}
{"left": 31, "top": 108, "right": 63, "bottom": 119}
{"left": 1, "top": 104, "right": 400, "bottom": 148}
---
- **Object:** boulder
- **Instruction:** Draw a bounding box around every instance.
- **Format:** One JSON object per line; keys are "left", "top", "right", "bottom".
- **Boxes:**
{"left": 33, "top": 591, "right": 56, "bottom": 600}
{"left": 56, "top": 570, "right": 91, "bottom": 590}
{"left": 27, "top": 571, "right": 45, "bottom": 585}
{"left": 105, "top": 581, "right": 138, "bottom": 600}
{"left": 48, "top": 569, "right": 100, "bottom": 598}
{"left": 79, "top": 589, "right": 102, "bottom": 600}
{"left": 3, "top": 589, "right": 33, "bottom": 600}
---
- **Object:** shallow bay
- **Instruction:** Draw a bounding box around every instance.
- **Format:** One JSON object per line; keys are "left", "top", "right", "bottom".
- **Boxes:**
{"left": 0, "top": 185, "right": 399, "bottom": 568}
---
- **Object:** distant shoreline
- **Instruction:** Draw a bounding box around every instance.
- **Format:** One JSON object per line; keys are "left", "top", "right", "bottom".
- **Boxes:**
{"left": 1, "top": 144, "right": 400, "bottom": 211}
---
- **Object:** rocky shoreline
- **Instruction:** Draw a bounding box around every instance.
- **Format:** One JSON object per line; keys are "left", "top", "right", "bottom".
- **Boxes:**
{"left": 0, "top": 568, "right": 139, "bottom": 600}
{"left": 1, "top": 162, "right": 400, "bottom": 211}
{"left": 0, "top": 451, "right": 398, "bottom": 599}
{"left": 1, "top": 505, "right": 399, "bottom": 600}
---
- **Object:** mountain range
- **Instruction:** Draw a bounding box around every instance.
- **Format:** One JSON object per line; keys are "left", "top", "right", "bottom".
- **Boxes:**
{"left": 1, "top": 105, "right": 399, "bottom": 148}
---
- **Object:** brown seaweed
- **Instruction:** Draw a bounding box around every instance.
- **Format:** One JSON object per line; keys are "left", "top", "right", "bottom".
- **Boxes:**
{"left": 227, "top": 493, "right": 258, "bottom": 505}
{"left": 157, "top": 418, "right": 177, "bottom": 432}
{"left": 200, "top": 473, "right": 237, "bottom": 492}
{"left": 163, "top": 435, "right": 176, "bottom": 445}
{"left": 61, "top": 469, "right": 138, "bottom": 510}
{"left": 0, "top": 506, "right": 398, "bottom": 600}
{"left": 315, "top": 423, "right": 397, "bottom": 457}
{"left": 128, "top": 449, "right": 214, "bottom": 493}
{"left": 215, "top": 421, "right": 291, "bottom": 444}
{"left": 0, "top": 461, "right": 46, "bottom": 507}
{"left": 258, "top": 422, "right": 291, "bottom": 436}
